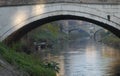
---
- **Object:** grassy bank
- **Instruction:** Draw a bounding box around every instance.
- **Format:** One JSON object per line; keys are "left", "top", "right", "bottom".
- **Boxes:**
{"left": 0, "top": 43, "right": 56, "bottom": 76}
{"left": 101, "top": 34, "right": 120, "bottom": 49}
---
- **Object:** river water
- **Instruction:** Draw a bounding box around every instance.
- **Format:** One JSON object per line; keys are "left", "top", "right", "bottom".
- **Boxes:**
{"left": 42, "top": 39, "right": 120, "bottom": 76}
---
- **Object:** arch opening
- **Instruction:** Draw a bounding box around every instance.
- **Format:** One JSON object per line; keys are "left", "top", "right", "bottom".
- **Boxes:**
{"left": 3, "top": 15, "right": 120, "bottom": 45}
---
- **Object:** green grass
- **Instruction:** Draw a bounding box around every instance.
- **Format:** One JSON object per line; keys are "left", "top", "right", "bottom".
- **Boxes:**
{"left": 101, "top": 34, "right": 120, "bottom": 49}
{"left": 102, "top": 34, "right": 120, "bottom": 44}
{"left": 0, "top": 43, "right": 56, "bottom": 76}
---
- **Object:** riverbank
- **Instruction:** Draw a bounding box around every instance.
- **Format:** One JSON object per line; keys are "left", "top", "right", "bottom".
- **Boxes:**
{"left": 0, "top": 43, "right": 56, "bottom": 76}
{"left": 101, "top": 34, "right": 120, "bottom": 49}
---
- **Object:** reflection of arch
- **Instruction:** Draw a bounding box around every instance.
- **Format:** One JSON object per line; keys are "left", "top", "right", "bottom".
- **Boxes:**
{"left": 94, "top": 29, "right": 104, "bottom": 41}
{"left": 68, "top": 28, "right": 90, "bottom": 36}
{"left": 68, "top": 28, "right": 85, "bottom": 33}
{"left": 4, "top": 14, "right": 120, "bottom": 44}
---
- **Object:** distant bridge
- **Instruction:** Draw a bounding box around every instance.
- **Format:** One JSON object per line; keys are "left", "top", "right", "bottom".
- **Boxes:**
{"left": 0, "top": 1, "right": 120, "bottom": 44}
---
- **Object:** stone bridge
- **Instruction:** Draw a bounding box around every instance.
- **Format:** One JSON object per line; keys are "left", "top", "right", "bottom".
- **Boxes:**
{"left": 0, "top": 0, "right": 120, "bottom": 43}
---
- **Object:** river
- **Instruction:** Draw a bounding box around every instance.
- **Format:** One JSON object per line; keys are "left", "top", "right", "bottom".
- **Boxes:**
{"left": 41, "top": 38, "right": 120, "bottom": 76}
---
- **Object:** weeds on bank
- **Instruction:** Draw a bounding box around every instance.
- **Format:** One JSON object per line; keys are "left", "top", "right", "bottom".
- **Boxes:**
{"left": 0, "top": 43, "right": 56, "bottom": 76}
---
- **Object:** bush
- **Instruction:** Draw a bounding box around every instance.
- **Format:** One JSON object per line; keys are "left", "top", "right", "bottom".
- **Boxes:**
{"left": 0, "top": 43, "right": 56, "bottom": 76}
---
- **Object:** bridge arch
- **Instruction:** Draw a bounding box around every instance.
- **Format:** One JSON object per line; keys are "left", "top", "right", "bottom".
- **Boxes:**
{"left": 0, "top": 3, "right": 120, "bottom": 44}
{"left": 4, "top": 15, "right": 120, "bottom": 44}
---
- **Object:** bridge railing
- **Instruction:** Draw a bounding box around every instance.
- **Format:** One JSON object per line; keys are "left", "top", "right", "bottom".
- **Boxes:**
{"left": 0, "top": 0, "right": 120, "bottom": 7}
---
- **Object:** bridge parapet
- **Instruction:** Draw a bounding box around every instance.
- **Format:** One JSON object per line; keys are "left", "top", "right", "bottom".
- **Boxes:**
{"left": 0, "top": 0, "right": 120, "bottom": 6}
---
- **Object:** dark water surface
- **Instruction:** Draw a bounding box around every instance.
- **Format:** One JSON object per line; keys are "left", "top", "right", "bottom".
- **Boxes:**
{"left": 42, "top": 39, "right": 120, "bottom": 76}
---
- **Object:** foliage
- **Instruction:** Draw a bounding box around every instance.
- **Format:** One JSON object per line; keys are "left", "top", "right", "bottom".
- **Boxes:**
{"left": 101, "top": 33, "right": 120, "bottom": 48}
{"left": 0, "top": 43, "right": 56, "bottom": 76}
{"left": 44, "top": 61, "right": 60, "bottom": 73}
{"left": 27, "top": 23, "right": 60, "bottom": 42}
{"left": 19, "top": 22, "right": 68, "bottom": 53}
{"left": 102, "top": 34, "right": 120, "bottom": 43}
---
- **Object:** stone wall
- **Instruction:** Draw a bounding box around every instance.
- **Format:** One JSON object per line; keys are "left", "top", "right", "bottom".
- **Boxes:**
{"left": 0, "top": 0, "right": 120, "bottom": 6}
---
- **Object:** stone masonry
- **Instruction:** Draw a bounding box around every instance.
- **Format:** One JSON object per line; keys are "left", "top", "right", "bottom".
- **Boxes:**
{"left": 0, "top": 0, "right": 120, "bottom": 6}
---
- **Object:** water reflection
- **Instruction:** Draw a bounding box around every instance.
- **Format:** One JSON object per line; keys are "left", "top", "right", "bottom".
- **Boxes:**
{"left": 42, "top": 39, "right": 120, "bottom": 76}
